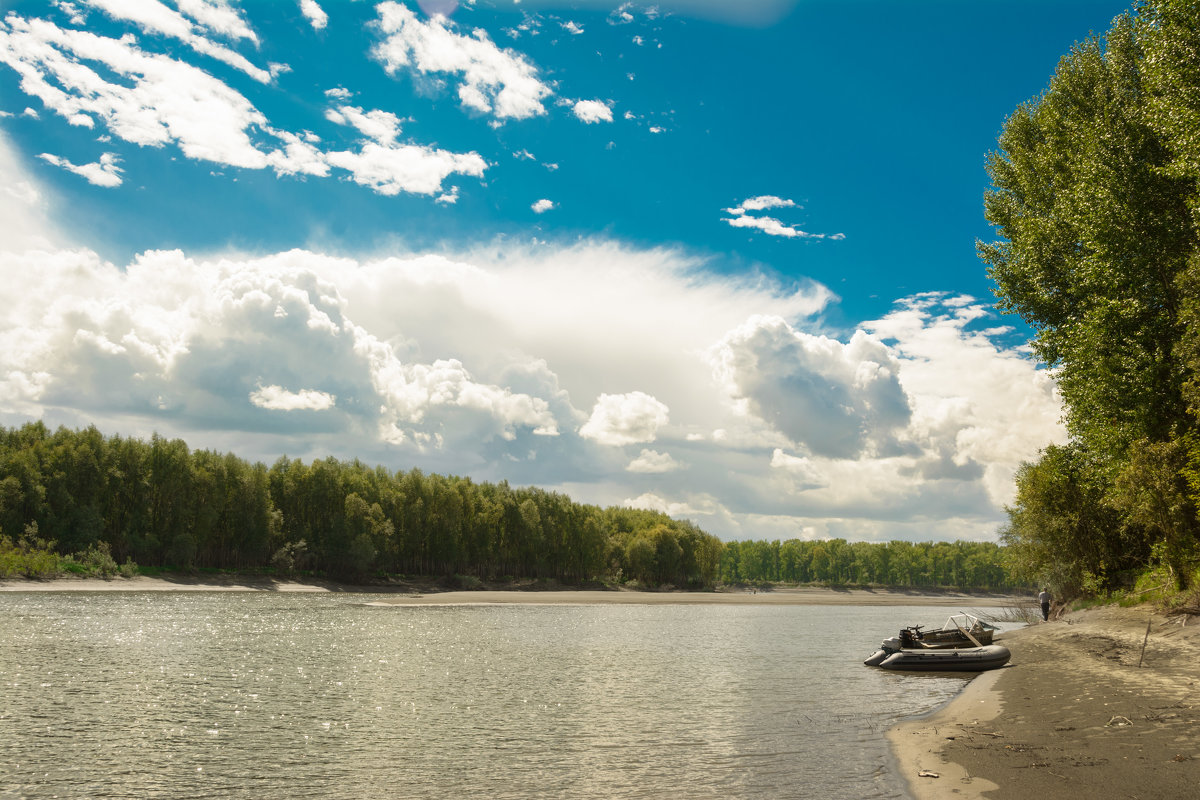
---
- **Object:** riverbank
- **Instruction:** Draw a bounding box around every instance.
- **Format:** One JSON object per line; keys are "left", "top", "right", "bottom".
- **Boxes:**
{"left": 0, "top": 574, "right": 1027, "bottom": 605}
{"left": 889, "top": 603, "right": 1200, "bottom": 799}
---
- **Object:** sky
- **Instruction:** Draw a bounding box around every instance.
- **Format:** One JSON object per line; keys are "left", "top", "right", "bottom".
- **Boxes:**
{"left": 0, "top": 0, "right": 1134, "bottom": 543}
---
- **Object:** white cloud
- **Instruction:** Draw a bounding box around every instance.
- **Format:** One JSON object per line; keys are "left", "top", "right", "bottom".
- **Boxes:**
{"left": 80, "top": 0, "right": 271, "bottom": 82}
{"left": 326, "top": 105, "right": 403, "bottom": 145}
{"left": 531, "top": 198, "right": 555, "bottom": 213}
{"left": 0, "top": 130, "right": 62, "bottom": 251}
{"left": 734, "top": 195, "right": 795, "bottom": 213}
{"left": 298, "top": 0, "right": 328, "bottom": 31}
{"left": 0, "top": 16, "right": 273, "bottom": 167}
{"left": 579, "top": 391, "right": 669, "bottom": 446}
{"left": 175, "top": 0, "right": 259, "bottom": 43}
{"left": 723, "top": 196, "right": 844, "bottom": 240}
{"left": 0, "top": 247, "right": 559, "bottom": 447}
{"left": 572, "top": 99, "right": 613, "bottom": 124}
{"left": 324, "top": 141, "right": 486, "bottom": 197}
{"left": 0, "top": 19, "right": 485, "bottom": 198}
{"left": 371, "top": 1, "right": 551, "bottom": 121}
{"left": 627, "top": 449, "right": 682, "bottom": 473}
{"left": 709, "top": 316, "right": 911, "bottom": 458}
{"left": 39, "top": 151, "right": 124, "bottom": 187}
{"left": 0, "top": 215, "right": 1061, "bottom": 542}
{"left": 250, "top": 384, "right": 336, "bottom": 411}
{"left": 562, "top": 21, "right": 584, "bottom": 35}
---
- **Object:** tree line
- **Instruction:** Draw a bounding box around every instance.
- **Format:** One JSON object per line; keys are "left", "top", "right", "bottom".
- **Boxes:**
{"left": 982, "top": 0, "right": 1200, "bottom": 596}
{"left": 0, "top": 421, "right": 1020, "bottom": 590}
{"left": 0, "top": 422, "right": 721, "bottom": 586}
{"left": 719, "top": 538, "right": 1013, "bottom": 589}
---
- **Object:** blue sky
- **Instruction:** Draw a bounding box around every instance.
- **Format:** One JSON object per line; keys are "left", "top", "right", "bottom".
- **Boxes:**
{"left": 0, "top": 0, "right": 1130, "bottom": 542}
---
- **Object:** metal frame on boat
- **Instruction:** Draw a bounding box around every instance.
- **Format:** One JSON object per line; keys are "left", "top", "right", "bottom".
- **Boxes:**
{"left": 899, "top": 612, "right": 997, "bottom": 649}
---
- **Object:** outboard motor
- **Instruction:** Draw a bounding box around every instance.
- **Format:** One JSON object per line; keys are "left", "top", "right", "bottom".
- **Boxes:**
{"left": 863, "top": 636, "right": 903, "bottom": 666}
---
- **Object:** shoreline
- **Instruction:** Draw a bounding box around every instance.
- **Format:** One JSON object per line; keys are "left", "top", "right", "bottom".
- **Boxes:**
{"left": 0, "top": 574, "right": 1028, "bottom": 606}
{"left": 888, "top": 603, "right": 1200, "bottom": 799}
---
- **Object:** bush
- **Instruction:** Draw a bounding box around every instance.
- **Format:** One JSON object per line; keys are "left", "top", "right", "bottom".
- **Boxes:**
{"left": 0, "top": 524, "right": 62, "bottom": 579}
{"left": 75, "top": 541, "right": 119, "bottom": 578}
{"left": 271, "top": 540, "right": 309, "bottom": 577}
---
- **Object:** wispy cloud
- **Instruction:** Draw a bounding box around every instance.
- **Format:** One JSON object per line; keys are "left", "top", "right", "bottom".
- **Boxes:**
{"left": 81, "top": 0, "right": 271, "bottom": 81}
{"left": 723, "top": 196, "right": 845, "bottom": 240}
{"left": 38, "top": 151, "right": 124, "bottom": 187}
{"left": 0, "top": 17, "right": 486, "bottom": 198}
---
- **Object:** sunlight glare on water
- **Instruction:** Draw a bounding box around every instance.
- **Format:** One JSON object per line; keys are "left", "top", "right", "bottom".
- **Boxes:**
{"left": 0, "top": 593, "right": 983, "bottom": 799}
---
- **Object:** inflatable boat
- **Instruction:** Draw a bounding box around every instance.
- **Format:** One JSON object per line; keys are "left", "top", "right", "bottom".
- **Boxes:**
{"left": 864, "top": 636, "right": 1011, "bottom": 672}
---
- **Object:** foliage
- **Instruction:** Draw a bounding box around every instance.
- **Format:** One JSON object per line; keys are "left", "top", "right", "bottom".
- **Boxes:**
{"left": 0, "top": 422, "right": 722, "bottom": 588}
{"left": 0, "top": 523, "right": 61, "bottom": 579}
{"left": 982, "top": 1, "right": 1200, "bottom": 597}
{"left": 716, "top": 537, "right": 1017, "bottom": 590}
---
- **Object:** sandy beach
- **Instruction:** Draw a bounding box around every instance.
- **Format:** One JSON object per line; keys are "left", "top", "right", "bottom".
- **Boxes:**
{"left": 889, "top": 603, "right": 1200, "bottom": 799}
{"left": 0, "top": 575, "right": 1026, "bottom": 606}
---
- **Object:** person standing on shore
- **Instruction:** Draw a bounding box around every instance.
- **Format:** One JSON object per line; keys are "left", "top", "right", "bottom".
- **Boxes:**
{"left": 1039, "top": 588, "right": 1051, "bottom": 621}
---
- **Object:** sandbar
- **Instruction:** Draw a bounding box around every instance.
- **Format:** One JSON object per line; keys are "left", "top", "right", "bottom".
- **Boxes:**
{"left": 0, "top": 575, "right": 1024, "bottom": 606}
{"left": 889, "top": 603, "right": 1200, "bottom": 799}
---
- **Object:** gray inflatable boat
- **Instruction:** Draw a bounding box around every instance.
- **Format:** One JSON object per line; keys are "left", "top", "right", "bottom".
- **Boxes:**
{"left": 864, "top": 636, "right": 1010, "bottom": 672}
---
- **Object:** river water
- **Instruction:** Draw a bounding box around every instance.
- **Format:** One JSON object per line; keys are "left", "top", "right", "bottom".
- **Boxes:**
{"left": 0, "top": 593, "right": 996, "bottom": 799}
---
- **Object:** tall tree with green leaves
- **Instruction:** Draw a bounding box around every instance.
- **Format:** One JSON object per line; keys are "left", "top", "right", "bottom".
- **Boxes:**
{"left": 982, "top": 2, "right": 1200, "bottom": 591}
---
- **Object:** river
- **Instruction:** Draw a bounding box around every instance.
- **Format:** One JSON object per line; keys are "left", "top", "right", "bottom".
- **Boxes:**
{"left": 0, "top": 592, "right": 1000, "bottom": 798}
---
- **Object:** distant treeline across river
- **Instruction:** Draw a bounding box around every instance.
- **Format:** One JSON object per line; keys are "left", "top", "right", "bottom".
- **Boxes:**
{"left": 0, "top": 422, "right": 1020, "bottom": 590}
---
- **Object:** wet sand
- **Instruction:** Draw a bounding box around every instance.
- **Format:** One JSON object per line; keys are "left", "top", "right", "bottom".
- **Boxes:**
{"left": 889, "top": 604, "right": 1200, "bottom": 799}
{"left": 0, "top": 575, "right": 1024, "bottom": 606}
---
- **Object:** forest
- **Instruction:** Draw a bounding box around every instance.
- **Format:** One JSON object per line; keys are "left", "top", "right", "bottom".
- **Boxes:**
{"left": 0, "top": 422, "right": 1018, "bottom": 590}
{"left": 982, "top": 0, "right": 1200, "bottom": 597}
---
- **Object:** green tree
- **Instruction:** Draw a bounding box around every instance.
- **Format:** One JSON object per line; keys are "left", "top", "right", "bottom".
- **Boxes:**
{"left": 982, "top": 3, "right": 1200, "bottom": 593}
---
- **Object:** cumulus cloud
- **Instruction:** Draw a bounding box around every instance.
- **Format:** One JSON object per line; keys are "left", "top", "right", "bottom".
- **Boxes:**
{"left": 710, "top": 316, "right": 912, "bottom": 459}
{"left": 531, "top": 198, "right": 555, "bottom": 213}
{"left": 572, "top": 99, "right": 613, "bottom": 124}
{"left": 0, "top": 219, "right": 1061, "bottom": 542}
{"left": 627, "top": 449, "right": 682, "bottom": 473}
{"left": 579, "top": 391, "right": 669, "bottom": 446}
{"left": 371, "top": 1, "right": 551, "bottom": 121}
{"left": 0, "top": 247, "right": 559, "bottom": 448}
{"left": 250, "top": 384, "right": 336, "bottom": 411}
{"left": 38, "top": 151, "right": 124, "bottom": 187}
{"left": 298, "top": 0, "right": 328, "bottom": 31}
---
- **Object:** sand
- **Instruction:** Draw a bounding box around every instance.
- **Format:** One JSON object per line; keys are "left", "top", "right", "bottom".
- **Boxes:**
{"left": 0, "top": 575, "right": 1025, "bottom": 606}
{"left": 888, "top": 604, "right": 1200, "bottom": 800}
